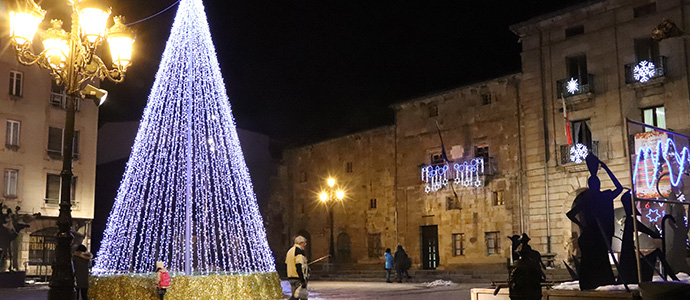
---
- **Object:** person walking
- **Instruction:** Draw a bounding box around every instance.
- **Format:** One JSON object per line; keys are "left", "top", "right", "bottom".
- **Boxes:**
{"left": 155, "top": 261, "right": 171, "bottom": 300}
{"left": 384, "top": 248, "right": 393, "bottom": 283}
{"left": 286, "top": 236, "right": 309, "bottom": 300}
{"left": 393, "top": 245, "right": 411, "bottom": 283}
{"left": 72, "top": 244, "right": 92, "bottom": 300}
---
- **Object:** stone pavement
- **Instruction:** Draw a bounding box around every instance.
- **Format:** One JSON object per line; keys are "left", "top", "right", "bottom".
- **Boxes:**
{"left": 0, "top": 280, "right": 488, "bottom": 300}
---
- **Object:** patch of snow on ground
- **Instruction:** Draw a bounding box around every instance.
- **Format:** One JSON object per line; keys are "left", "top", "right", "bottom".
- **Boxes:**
{"left": 551, "top": 272, "right": 690, "bottom": 292}
{"left": 423, "top": 279, "right": 456, "bottom": 287}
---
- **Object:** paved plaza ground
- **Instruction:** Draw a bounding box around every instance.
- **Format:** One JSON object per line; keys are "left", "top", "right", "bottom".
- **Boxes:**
{"left": 0, "top": 280, "right": 488, "bottom": 300}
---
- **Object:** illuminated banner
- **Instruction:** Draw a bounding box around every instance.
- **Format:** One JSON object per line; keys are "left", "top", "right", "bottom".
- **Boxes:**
{"left": 633, "top": 130, "right": 675, "bottom": 199}
{"left": 421, "top": 158, "right": 484, "bottom": 193}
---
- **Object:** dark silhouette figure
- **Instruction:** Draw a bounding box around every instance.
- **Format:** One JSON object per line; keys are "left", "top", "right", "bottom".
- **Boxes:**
{"left": 664, "top": 195, "right": 690, "bottom": 275}
{"left": 393, "top": 245, "right": 411, "bottom": 283}
{"left": 566, "top": 154, "right": 622, "bottom": 290}
{"left": 0, "top": 205, "right": 39, "bottom": 272}
{"left": 508, "top": 235, "right": 521, "bottom": 264}
{"left": 617, "top": 191, "right": 661, "bottom": 284}
{"left": 509, "top": 239, "right": 545, "bottom": 300}
{"left": 519, "top": 234, "right": 546, "bottom": 271}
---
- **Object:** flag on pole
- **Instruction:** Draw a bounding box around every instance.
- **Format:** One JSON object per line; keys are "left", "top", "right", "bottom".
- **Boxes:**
{"left": 562, "top": 95, "right": 572, "bottom": 145}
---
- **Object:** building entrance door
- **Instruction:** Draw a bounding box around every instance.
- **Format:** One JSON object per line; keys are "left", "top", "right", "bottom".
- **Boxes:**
{"left": 420, "top": 225, "right": 439, "bottom": 269}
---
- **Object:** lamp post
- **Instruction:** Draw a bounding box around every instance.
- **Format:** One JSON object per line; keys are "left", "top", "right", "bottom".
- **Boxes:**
{"left": 8, "top": 1, "right": 134, "bottom": 298}
{"left": 319, "top": 177, "right": 345, "bottom": 265}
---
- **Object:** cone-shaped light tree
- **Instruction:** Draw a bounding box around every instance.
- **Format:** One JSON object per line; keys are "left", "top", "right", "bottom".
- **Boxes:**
{"left": 95, "top": 0, "right": 275, "bottom": 275}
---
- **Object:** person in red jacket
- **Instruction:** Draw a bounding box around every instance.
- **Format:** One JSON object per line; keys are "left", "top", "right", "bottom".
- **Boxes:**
{"left": 155, "top": 261, "right": 171, "bottom": 300}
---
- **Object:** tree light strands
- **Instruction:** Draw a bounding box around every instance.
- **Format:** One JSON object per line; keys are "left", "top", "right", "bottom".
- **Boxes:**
{"left": 633, "top": 60, "right": 656, "bottom": 83}
{"left": 94, "top": 0, "right": 275, "bottom": 275}
{"left": 633, "top": 138, "right": 690, "bottom": 191}
{"left": 421, "top": 158, "right": 484, "bottom": 193}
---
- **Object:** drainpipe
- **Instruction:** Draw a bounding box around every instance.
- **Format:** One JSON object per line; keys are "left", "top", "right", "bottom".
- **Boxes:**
{"left": 539, "top": 28, "right": 553, "bottom": 254}
{"left": 515, "top": 77, "right": 525, "bottom": 233}
{"left": 394, "top": 119, "right": 399, "bottom": 246}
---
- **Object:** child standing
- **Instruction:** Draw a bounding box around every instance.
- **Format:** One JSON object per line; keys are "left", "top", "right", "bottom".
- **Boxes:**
{"left": 384, "top": 248, "right": 393, "bottom": 283}
{"left": 155, "top": 262, "right": 171, "bottom": 300}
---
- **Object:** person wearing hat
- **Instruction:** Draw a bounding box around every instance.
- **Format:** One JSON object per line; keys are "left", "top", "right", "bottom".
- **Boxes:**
{"left": 155, "top": 261, "right": 171, "bottom": 300}
{"left": 285, "top": 236, "right": 309, "bottom": 300}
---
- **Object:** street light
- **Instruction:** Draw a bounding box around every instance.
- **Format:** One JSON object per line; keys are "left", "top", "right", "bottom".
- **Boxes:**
{"left": 8, "top": 0, "right": 134, "bottom": 298}
{"left": 319, "top": 177, "right": 345, "bottom": 265}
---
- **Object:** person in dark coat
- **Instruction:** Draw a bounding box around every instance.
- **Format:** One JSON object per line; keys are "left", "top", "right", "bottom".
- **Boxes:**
{"left": 393, "top": 245, "right": 411, "bottom": 283}
{"left": 509, "top": 243, "right": 545, "bottom": 300}
{"left": 72, "top": 244, "right": 92, "bottom": 300}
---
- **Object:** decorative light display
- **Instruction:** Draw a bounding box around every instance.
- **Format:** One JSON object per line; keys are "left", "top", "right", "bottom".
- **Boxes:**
{"left": 633, "top": 60, "right": 656, "bottom": 83}
{"left": 646, "top": 208, "right": 663, "bottom": 222}
{"left": 633, "top": 138, "right": 690, "bottom": 191}
{"left": 421, "top": 158, "right": 484, "bottom": 193}
{"left": 94, "top": 0, "right": 275, "bottom": 275}
{"left": 569, "top": 143, "right": 588, "bottom": 164}
{"left": 566, "top": 78, "right": 579, "bottom": 94}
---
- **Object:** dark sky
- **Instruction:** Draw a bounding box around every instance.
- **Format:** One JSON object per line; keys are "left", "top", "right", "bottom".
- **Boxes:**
{"left": 99, "top": 0, "right": 587, "bottom": 146}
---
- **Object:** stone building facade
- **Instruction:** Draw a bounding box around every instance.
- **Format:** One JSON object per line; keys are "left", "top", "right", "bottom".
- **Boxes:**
{"left": 271, "top": 0, "right": 690, "bottom": 270}
{"left": 0, "top": 39, "right": 99, "bottom": 275}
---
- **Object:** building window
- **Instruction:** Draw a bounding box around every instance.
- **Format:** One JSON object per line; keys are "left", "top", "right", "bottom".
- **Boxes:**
{"left": 346, "top": 161, "right": 353, "bottom": 173}
{"left": 9, "top": 70, "right": 23, "bottom": 97}
{"left": 45, "top": 174, "right": 77, "bottom": 204}
{"left": 369, "top": 198, "right": 377, "bottom": 209}
{"left": 428, "top": 104, "right": 438, "bottom": 117}
{"left": 50, "top": 81, "right": 66, "bottom": 108}
{"left": 452, "top": 233, "right": 465, "bottom": 256}
{"left": 571, "top": 119, "right": 592, "bottom": 148}
{"left": 6, "top": 120, "right": 20, "bottom": 147}
{"left": 475, "top": 145, "right": 489, "bottom": 163}
{"left": 446, "top": 197, "right": 461, "bottom": 210}
{"left": 642, "top": 106, "right": 666, "bottom": 130}
{"left": 47, "top": 127, "right": 63, "bottom": 156}
{"left": 493, "top": 190, "right": 505, "bottom": 206}
{"left": 367, "top": 233, "right": 381, "bottom": 258}
{"left": 565, "top": 25, "right": 584, "bottom": 38}
{"left": 566, "top": 55, "right": 588, "bottom": 86}
{"left": 485, "top": 231, "right": 501, "bottom": 255}
{"left": 481, "top": 93, "right": 492, "bottom": 105}
{"left": 3, "top": 169, "right": 18, "bottom": 198}
{"left": 634, "top": 2, "right": 656, "bottom": 18}
{"left": 634, "top": 38, "right": 659, "bottom": 62}
{"left": 430, "top": 152, "right": 444, "bottom": 165}
{"left": 73, "top": 131, "right": 80, "bottom": 159}
{"left": 29, "top": 228, "right": 58, "bottom": 265}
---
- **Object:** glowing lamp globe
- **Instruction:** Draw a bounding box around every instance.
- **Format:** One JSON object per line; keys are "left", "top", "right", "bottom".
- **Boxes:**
{"left": 42, "top": 20, "right": 69, "bottom": 69}
{"left": 327, "top": 177, "right": 335, "bottom": 187}
{"left": 335, "top": 190, "right": 345, "bottom": 200}
{"left": 106, "top": 16, "right": 134, "bottom": 70}
{"left": 9, "top": 10, "right": 45, "bottom": 46}
{"left": 320, "top": 192, "right": 328, "bottom": 202}
{"left": 78, "top": 6, "right": 111, "bottom": 44}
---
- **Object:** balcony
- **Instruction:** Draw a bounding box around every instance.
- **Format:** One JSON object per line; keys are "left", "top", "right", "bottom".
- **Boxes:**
{"left": 49, "top": 92, "right": 80, "bottom": 111}
{"left": 557, "top": 74, "right": 594, "bottom": 97}
{"left": 624, "top": 56, "right": 667, "bottom": 84}
{"left": 560, "top": 140, "right": 599, "bottom": 166}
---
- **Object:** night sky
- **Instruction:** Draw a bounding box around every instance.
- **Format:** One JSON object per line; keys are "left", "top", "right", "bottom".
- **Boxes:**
{"left": 99, "top": 0, "right": 587, "bottom": 146}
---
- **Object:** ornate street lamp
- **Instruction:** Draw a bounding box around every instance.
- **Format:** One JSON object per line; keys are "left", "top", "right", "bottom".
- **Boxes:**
{"left": 8, "top": 0, "right": 134, "bottom": 298}
{"left": 319, "top": 177, "right": 345, "bottom": 265}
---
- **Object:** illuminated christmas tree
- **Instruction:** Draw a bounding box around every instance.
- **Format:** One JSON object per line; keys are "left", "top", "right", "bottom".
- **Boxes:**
{"left": 94, "top": 0, "right": 276, "bottom": 280}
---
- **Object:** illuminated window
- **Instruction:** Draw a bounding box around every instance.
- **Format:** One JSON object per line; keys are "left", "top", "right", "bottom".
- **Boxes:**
{"left": 6, "top": 120, "right": 20, "bottom": 147}
{"left": 3, "top": 169, "right": 18, "bottom": 197}
{"left": 493, "top": 190, "right": 505, "bottom": 206}
{"left": 9, "top": 70, "right": 23, "bottom": 97}
{"left": 642, "top": 106, "right": 666, "bottom": 130}
{"left": 485, "top": 231, "right": 501, "bottom": 255}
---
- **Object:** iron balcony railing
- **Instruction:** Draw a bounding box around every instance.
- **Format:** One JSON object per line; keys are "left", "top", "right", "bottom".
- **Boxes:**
{"left": 624, "top": 56, "right": 667, "bottom": 84}
{"left": 560, "top": 140, "right": 599, "bottom": 165}
{"left": 556, "top": 74, "right": 595, "bottom": 97}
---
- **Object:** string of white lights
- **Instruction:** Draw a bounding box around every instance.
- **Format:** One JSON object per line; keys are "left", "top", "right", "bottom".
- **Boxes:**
{"left": 94, "top": 0, "right": 275, "bottom": 275}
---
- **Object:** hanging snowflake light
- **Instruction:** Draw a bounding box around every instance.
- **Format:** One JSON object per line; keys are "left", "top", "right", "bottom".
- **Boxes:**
{"left": 646, "top": 208, "right": 662, "bottom": 222}
{"left": 633, "top": 60, "right": 655, "bottom": 83}
{"left": 569, "top": 143, "right": 588, "bottom": 164}
{"left": 566, "top": 78, "right": 579, "bottom": 94}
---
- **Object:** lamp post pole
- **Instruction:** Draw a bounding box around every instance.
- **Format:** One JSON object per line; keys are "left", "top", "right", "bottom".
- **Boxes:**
{"left": 320, "top": 177, "right": 345, "bottom": 266}
{"left": 8, "top": 1, "right": 134, "bottom": 298}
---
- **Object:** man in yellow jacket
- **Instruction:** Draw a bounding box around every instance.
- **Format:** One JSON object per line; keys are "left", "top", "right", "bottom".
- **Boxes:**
{"left": 285, "top": 236, "right": 309, "bottom": 300}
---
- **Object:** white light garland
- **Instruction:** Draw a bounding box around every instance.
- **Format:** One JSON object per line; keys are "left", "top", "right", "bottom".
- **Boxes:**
{"left": 421, "top": 158, "right": 484, "bottom": 193}
{"left": 94, "top": 0, "right": 275, "bottom": 275}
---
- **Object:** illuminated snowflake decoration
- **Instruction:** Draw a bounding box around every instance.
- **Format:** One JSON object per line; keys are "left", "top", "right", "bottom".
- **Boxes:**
{"left": 646, "top": 208, "right": 662, "bottom": 222}
{"left": 633, "top": 60, "right": 656, "bottom": 83}
{"left": 566, "top": 78, "right": 579, "bottom": 94}
{"left": 569, "top": 143, "right": 588, "bottom": 164}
